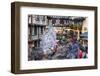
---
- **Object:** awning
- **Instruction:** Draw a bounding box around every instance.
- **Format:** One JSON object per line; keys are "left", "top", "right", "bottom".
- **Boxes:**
{"left": 80, "top": 32, "right": 88, "bottom": 40}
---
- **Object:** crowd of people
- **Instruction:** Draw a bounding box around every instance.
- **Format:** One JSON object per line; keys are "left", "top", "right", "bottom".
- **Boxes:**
{"left": 28, "top": 25, "right": 88, "bottom": 61}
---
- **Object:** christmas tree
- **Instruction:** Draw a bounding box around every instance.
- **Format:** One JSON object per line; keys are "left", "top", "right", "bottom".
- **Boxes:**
{"left": 40, "top": 25, "right": 57, "bottom": 54}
